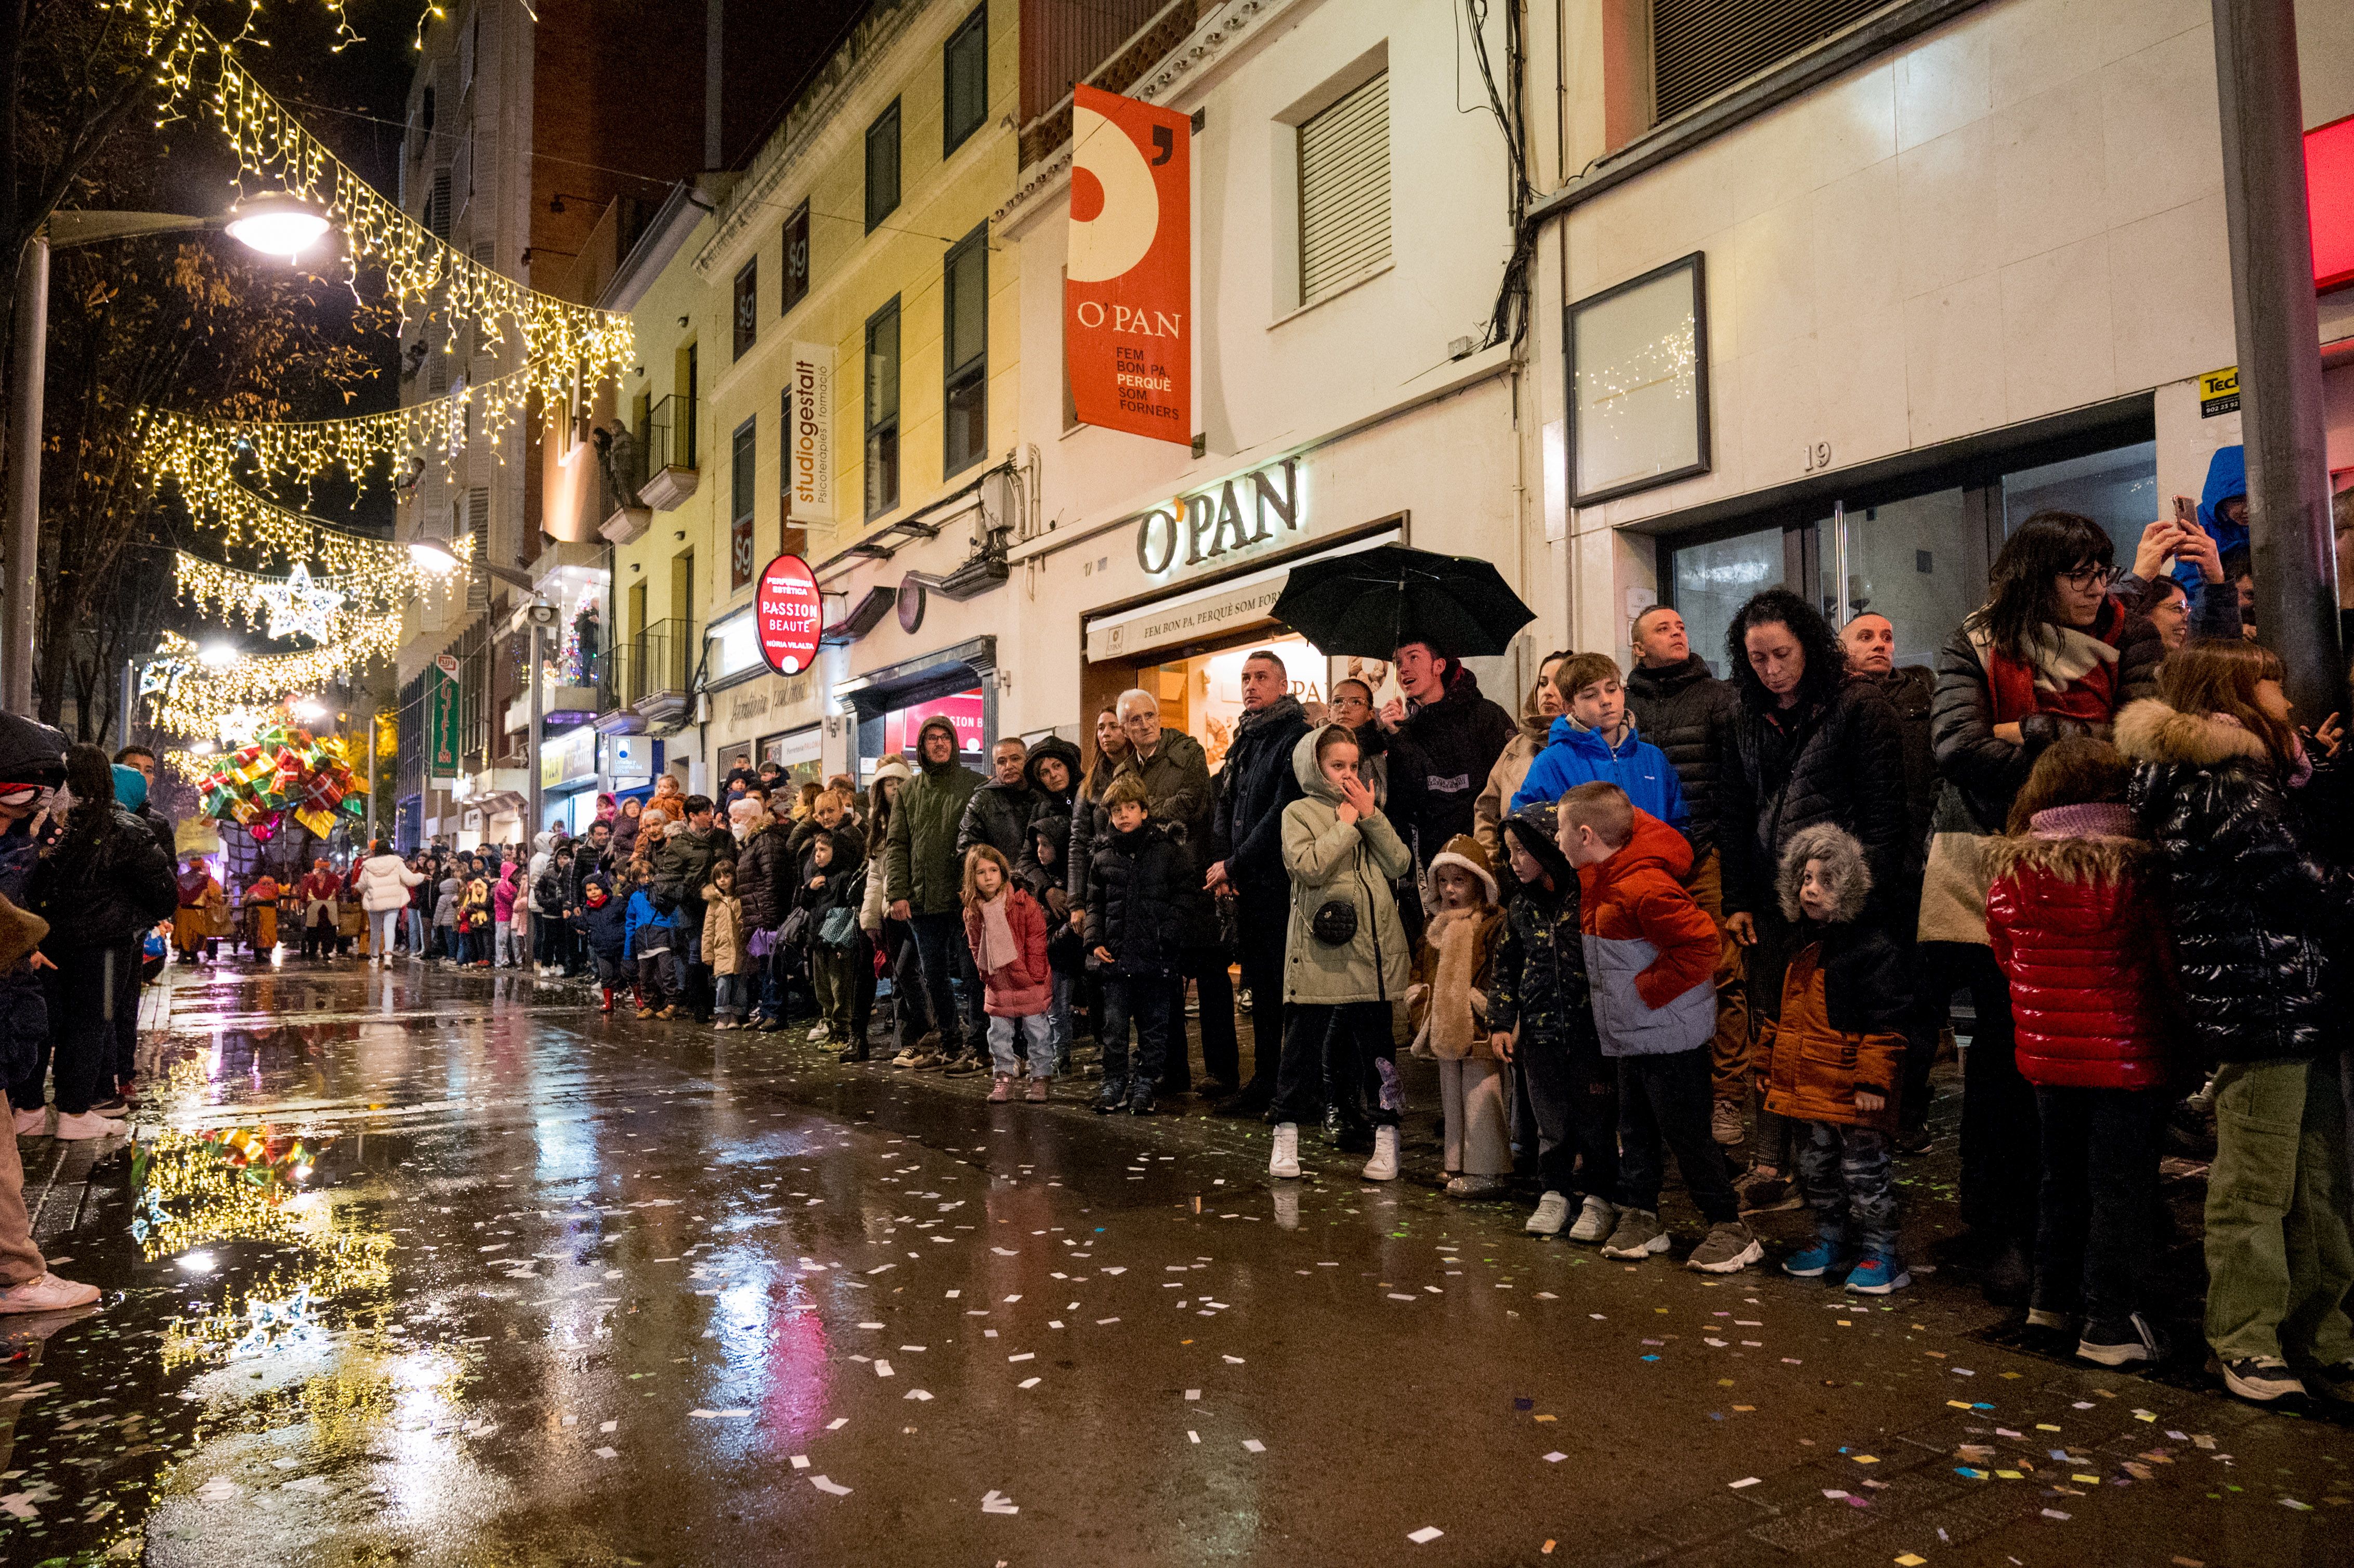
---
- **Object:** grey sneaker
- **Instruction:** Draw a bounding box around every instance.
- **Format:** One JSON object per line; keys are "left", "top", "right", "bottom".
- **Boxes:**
{"left": 1525, "top": 1191, "right": 1573, "bottom": 1234}
{"left": 1599, "top": 1208, "right": 1669, "bottom": 1259}
{"left": 2217, "top": 1355, "right": 2304, "bottom": 1402}
{"left": 1566, "top": 1194, "right": 1619, "bottom": 1244}
{"left": 1710, "top": 1100, "right": 1744, "bottom": 1145}
{"left": 1735, "top": 1167, "right": 1802, "bottom": 1214}
{"left": 1687, "top": 1220, "right": 1766, "bottom": 1274}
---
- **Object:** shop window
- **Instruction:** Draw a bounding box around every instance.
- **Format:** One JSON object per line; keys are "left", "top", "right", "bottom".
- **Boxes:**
{"left": 2000, "top": 442, "right": 2161, "bottom": 571}
{"left": 943, "top": 5, "right": 988, "bottom": 157}
{"left": 1652, "top": 0, "right": 1889, "bottom": 124}
{"left": 865, "top": 296, "right": 901, "bottom": 518}
{"left": 730, "top": 416, "right": 756, "bottom": 591}
{"left": 943, "top": 225, "right": 988, "bottom": 476}
{"left": 781, "top": 201, "right": 810, "bottom": 315}
{"left": 733, "top": 257, "right": 757, "bottom": 360}
{"left": 1818, "top": 491, "right": 1972, "bottom": 675}
{"left": 866, "top": 99, "right": 902, "bottom": 233}
{"left": 1671, "top": 526, "right": 1787, "bottom": 679}
{"left": 1298, "top": 70, "right": 1391, "bottom": 304}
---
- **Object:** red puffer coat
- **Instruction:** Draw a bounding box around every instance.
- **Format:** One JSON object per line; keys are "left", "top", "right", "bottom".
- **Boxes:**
{"left": 1984, "top": 826, "right": 2181, "bottom": 1090}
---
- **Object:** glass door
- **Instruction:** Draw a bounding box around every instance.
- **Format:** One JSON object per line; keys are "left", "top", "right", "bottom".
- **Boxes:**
{"left": 1816, "top": 489, "right": 1978, "bottom": 673}
{"left": 1670, "top": 526, "right": 1785, "bottom": 677}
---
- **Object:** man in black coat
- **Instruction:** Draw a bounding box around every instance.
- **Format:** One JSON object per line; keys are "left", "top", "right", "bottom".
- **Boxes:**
{"left": 1624, "top": 606, "right": 1747, "bottom": 1145}
{"left": 1378, "top": 641, "right": 1514, "bottom": 866}
{"left": 113, "top": 746, "right": 176, "bottom": 864}
{"left": 956, "top": 737, "right": 1038, "bottom": 864}
{"left": 1206, "top": 650, "right": 1309, "bottom": 1114}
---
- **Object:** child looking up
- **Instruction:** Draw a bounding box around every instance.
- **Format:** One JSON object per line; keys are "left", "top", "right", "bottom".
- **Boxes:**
{"left": 1273, "top": 724, "right": 1415, "bottom": 1182}
{"left": 578, "top": 866, "right": 627, "bottom": 1014}
{"left": 1560, "top": 781, "right": 1758, "bottom": 1273}
{"left": 1760, "top": 824, "right": 1912, "bottom": 1294}
{"left": 1986, "top": 738, "right": 2180, "bottom": 1364}
{"left": 1510, "top": 652, "right": 1689, "bottom": 830}
{"left": 1412, "top": 835, "right": 1508, "bottom": 1197}
{"left": 963, "top": 845, "right": 1055, "bottom": 1102}
{"left": 702, "top": 860, "right": 747, "bottom": 1030}
{"left": 1491, "top": 802, "right": 1617, "bottom": 1239}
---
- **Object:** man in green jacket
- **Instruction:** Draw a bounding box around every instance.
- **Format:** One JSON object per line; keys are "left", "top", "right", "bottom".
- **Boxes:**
{"left": 886, "top": 716, "right": 985, "bottom": 1070}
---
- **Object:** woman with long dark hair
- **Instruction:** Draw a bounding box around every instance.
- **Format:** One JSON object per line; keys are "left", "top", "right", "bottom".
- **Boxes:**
{"left": 22, "top": 744, "right": 173, "bottom": 1138}
{"left": 1924, "top": 510, "right": 2162, "bottom": 1303}
{"left": 1716, "top": 587, "right": 1906, "bottom": 1213}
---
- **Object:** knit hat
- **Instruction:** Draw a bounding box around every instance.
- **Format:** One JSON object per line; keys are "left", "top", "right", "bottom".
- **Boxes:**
{"left": 1428, "top": 833, "right": 1498, "bottom": 904}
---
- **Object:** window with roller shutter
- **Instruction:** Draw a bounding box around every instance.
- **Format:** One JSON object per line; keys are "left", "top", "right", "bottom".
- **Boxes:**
{"left": 465, "top": 489, "right": 489, "bottom": 609}
{"left": 1297, "top": 71, "right": 1391, "bottom": 305}
{"left": 1651, "top": 0, "right": 1892, "bottom": 125}
{"left": 428, "top": 166, "right": 452, "bottom": 241}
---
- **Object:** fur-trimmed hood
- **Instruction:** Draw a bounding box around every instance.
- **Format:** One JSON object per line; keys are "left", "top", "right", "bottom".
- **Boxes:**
{"left": 1984, "top": 828, "right": 2151, "bottom": 885}
{"left": 2113, "top": 698, "right": 2271, "bottom": 768}
{"left": 1775, "top": 822, "right": 1871, "bottom": 924}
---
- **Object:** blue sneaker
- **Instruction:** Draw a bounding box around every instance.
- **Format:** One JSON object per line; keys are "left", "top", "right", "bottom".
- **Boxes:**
{"left": 1844, "top": 1253, "right": 1911, "bottom": 1295}
{"left": 1783, "top": 1236, "right": 1845, "bottom": 1278}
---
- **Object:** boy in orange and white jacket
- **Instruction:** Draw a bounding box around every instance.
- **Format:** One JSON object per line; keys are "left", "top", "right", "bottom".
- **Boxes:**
{"left": 1559, "top": 781, "right": 1760, "bottom": 1275}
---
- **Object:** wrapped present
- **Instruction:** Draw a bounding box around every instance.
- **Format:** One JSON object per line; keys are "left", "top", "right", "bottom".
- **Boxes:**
{"left": 293, "top": 805, "right": 335, "bottom": 839}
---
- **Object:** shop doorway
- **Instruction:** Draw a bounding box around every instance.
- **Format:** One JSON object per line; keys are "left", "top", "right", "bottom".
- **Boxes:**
{"left": 1082, "top": 631, "right": 1342, "bottom": 773}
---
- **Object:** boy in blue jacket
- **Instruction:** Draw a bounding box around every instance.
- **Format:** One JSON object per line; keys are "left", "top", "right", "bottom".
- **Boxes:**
{"left": 623, "top": 871, "right": 677, "bottom": 1020}
{"left": 1510, "top": 652, "right": 1689, "bottom": 831}
{"left": 577, "top": 868, "right": 629, "bottom": 1014}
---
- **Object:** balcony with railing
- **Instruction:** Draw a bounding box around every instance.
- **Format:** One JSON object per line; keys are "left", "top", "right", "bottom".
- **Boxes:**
{"left": 595, "top": 418, "right": 652, "bottom": 545}
{"left": 592, "top": 617, "right": 700, "bottom": 732}
{"left": 636, "top": 394, "right": 699, "bottom": 512}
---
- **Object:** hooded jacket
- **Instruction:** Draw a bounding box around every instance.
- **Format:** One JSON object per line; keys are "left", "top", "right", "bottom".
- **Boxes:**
{"left": 886, "top": 718, "right": 985, "bottom": 917}
{"left": 33, "top": 802, "right": 175, "bottom": 950}
{"left": 1071, "top": 725, "right": 1215, "bottom": 943}
{"left": 1985, "top": 805, "right": 2181, "bottom": 1090}
{"left": 736, "top": 814, "right": 796, "bottom": 930}
{"left": 1621, "top": 654, "right": 1737, "bottom": 854}
{"left": 355, "top": 852, "right": 424, "bottom": 913}
{"left": 1576, "top": 808, "right": 1717, "bottom": 1057}
{"left": 859, "top": 755, "right": 916, "bottom": 933}
{"left": 1487, "top": 803, "right": 1595, "bottom": 1047}
{"left": 2119, "top": 698, "right": 2354, "bottom": 1064}
{"left": 701, "top": 887, "right": 745, "bottom": 975}
{"left": 578, "top": 872, "right": 627, "bottom": 961}
{"left": 1472, "top": 675, "right": 1555, "bottom": 870}
{"left": 1393, "top": 667, "right": 1516, "bottom": 864}
{"left": 1083, "top": 816, "right": 1189, "bottom": 979}
{"left": 1016, "top": 734, "right": 1084, "bottom": 909}
{"left": 1719, "top": 677, "right": 1908, "bottom": 922}
{"left": 493, "top": 864, "right": 520, "bottom": 922}
{"left": 527, "top": 830, "right": 556, "bottom": 912}
{"left": 1757, "top": 824, "right": 1909, "bottom": 1130}
{"left": 1280, "top": 728, "right": 1414, "bottom": 1005}
{"left": 1854, "top": 664, "right": 1937, "bottom": 874}
{"left": 1510, "top": 714, "right": 1690, "bottom": 828}
{"left": 965, "top": 885, "right": 1052, "bottom": 1015}
{"left": 2172, "top": 445, "right": 2246, "bottom": 592}
{"left": 1210, "top": 695, "right": 1311, "bottom": 896}
{"left": 653, "top": 819, "right": 730, "bottom": 930}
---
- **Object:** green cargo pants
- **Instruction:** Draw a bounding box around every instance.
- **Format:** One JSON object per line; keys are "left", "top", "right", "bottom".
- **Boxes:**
{"left": 2204, "top": 1053, "right": 2354, "bottom": 1367}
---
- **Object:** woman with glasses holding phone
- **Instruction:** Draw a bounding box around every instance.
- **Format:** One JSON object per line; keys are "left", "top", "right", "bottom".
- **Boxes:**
{"left": 1921, "top": 512, "right": 2165, "bottom": 1309}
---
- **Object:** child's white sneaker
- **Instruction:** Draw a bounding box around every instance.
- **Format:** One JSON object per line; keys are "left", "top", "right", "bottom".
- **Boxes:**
{"left": 1566, "top": 1195, "right": 1618, "bottom": 1243}
{"left": 1269, "top": 1122, "right": 1302, "bottom": 1180}
{"left": 1361, "top": 1126, "right": 1399, "bottom": 1181}
{"left": 1525, "top": 1190, "right": 1572, "bottom": 1235}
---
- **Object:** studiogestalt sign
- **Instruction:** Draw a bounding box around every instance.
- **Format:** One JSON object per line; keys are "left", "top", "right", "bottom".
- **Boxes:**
{"left": 1130, "top": 457, "right": 1300, "bottom": 577}
{"left": 784, "top": 343, "right": 834, "bottom": 522}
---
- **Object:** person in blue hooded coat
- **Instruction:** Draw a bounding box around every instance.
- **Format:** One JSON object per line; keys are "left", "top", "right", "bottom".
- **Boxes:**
{"left": 2172, "top": 446, "right": 2246, "bottom": 593}
{"left": 1510, "top": 652, "right": 1689, "bottom": 830}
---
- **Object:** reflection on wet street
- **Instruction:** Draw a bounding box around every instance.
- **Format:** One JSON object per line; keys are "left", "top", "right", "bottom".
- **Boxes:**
{"left": 1, "top": 962, "right": 2347, "bottom": 1566}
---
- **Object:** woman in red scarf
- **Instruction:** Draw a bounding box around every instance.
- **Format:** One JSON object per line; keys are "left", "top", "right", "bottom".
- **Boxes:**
{"left": 1925, "top": 511, "right": 2164, "bottom": 1307}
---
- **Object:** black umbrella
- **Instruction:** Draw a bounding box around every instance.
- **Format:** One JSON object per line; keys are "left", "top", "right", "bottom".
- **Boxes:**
{"left": 0, "top": 711, "right": 68, "bottom": 786}
{"left": 1271, "top": 544, "right": 1535, "bottom": 659}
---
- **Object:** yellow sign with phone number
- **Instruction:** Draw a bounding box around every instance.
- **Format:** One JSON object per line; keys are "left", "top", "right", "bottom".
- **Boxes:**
{"left": 2199, "top": 366, "right": 2239, "bottom": 416}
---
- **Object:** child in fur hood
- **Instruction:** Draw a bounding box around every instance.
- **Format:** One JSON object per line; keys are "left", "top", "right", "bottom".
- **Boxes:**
{"left": 1986, "top": 737, "right": 2181, "bottom": 1369}
{"left": 1759, "top": 821, "right": 1912, "bottom": 1295}
{"left": 1408, "top": 834, "right": 1509, "bottom": 1197}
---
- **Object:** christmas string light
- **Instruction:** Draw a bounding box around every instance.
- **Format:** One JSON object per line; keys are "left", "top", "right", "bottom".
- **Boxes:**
{"left": 146, "top": 624, "right": 404, "bottom": 738}
{"left": 120, "top": 2, "right": 632, "bottom": 407}
{"left": 155, "top": 472, "right": 474, "bottom": 574}
{"left": 139, "top": 361, "right": 535, "bottom": 507}
{"left": 175, "top": 550, "right": 452, "bottom": 629}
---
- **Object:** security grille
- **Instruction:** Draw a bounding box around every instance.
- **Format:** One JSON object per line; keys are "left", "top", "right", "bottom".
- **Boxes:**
{"left": 1653, "top": 0, "right": 1893, "bottom": 124}
{"left": 1298, "top": 71, "right": 1391, "bottom": 304}
{"left": 428, "top": 166, "right": 452, "bottom": 240}
{"left": 465, "top": 488, "right": 489, "bottom": 609}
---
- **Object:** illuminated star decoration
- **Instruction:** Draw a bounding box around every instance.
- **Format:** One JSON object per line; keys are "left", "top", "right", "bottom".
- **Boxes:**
{"left": 257, "top": 564, "right": 346, "bottom": 642}
{"left": 140, "top": 649, "right": 193, "bottom": 698}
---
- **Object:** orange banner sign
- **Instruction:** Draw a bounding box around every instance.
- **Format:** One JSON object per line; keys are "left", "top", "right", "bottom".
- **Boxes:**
{"left": 1066, "top": 84, "right": 1191, "bottom": 447}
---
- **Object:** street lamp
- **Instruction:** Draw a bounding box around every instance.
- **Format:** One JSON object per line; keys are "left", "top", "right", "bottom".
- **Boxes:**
{"left": 407, "top": 540, "right": 556, "bottom": 842}
{"left": 4, "top": 195, "right": 333, "bottom": 714}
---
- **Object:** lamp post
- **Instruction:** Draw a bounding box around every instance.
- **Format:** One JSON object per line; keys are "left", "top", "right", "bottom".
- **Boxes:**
{"left": 407, "top": 541, "right": 552, "bottom": 847}
{"left": 4, "top": 197, "right": 333, "bottom": 714}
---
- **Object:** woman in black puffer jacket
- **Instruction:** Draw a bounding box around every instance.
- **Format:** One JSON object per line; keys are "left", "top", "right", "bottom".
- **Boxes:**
{"left": 2118, "top": 639, "right": 2354, "bottom": 1404}
{"left": 23, "top": 744, "right": 174, "bottom": 1136}
{"left": 1715, "top": 589, "right": 1905, "bottom": 1208}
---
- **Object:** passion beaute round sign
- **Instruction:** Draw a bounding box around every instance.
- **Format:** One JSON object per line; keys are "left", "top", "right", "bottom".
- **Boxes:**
{"left": 755, "top": 554, "right": 822, "bottom": 676}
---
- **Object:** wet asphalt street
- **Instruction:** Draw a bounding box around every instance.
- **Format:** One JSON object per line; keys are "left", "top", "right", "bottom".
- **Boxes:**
{"left": 0, "top": 959, "right": 2348, "bottom": 1567}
